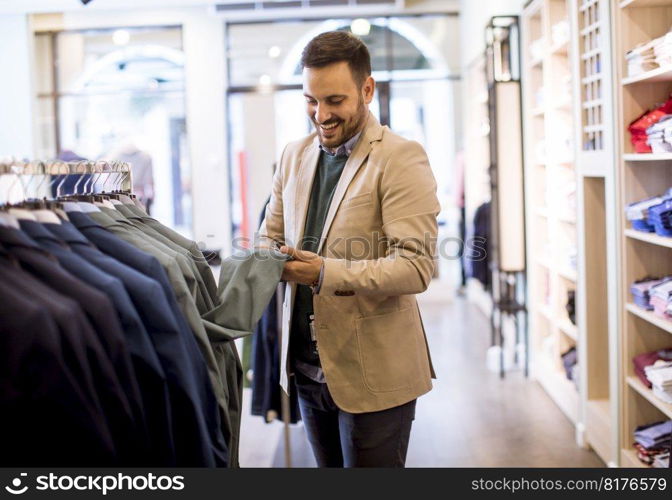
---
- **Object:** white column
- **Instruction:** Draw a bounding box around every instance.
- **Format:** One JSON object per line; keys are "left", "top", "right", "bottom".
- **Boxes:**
{"left": 182, "top": 14, "right": 231, "bottom": 254}
{"left": 0, "top": 14, "right": 34, "bottom": 158}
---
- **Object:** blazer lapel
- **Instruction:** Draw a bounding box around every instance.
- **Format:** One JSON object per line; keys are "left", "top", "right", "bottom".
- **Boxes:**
{"left": 317, "top": 113, "right": 384, "bottom": 255}
{"left": 293, "top": 138, "right": 320, "bottom": 247}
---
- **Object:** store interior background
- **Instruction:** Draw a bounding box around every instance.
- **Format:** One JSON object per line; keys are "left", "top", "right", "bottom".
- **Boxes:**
{"left": 3, "top": 0, "right": 670, "bottom": 468}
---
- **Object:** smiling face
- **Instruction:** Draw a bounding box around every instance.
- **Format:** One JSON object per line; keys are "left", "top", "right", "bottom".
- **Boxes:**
{"left": 303, "top": 61, "right": 375, "bottom": 150}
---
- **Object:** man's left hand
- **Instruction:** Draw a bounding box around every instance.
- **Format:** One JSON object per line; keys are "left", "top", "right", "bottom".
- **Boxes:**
{"left": 279, "top": 246, "right": 323, "bottom": 286}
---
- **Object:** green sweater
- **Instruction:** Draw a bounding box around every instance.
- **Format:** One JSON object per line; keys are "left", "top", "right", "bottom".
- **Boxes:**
{"left": 290, "top": 151, "right": 349, "bottom": 377}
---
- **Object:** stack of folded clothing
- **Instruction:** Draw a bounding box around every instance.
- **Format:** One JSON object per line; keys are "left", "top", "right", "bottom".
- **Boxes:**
{"left": 645, "top": 360, "right": 672, "bottom": 403}
{"left": 626, "top": 196, "right": 665, "bottom": 232}
{"left": 530, "top": 38, "right": 544, "bottom": 61}
{"left": 634, "top": 420, "right": 672, "bottom": 467}
{"left": 652, "top": 31, "right": 672, "bottom": 67}
{"left": 633, "top": 348, "right": 672, "bottom": 388}
{"left": 626, "top": 41, "right": 657, "bottom": 77}
{"left": 551, "top": 19, "right": 569, "bottom": 47}
{"left": 647, "top": 115, "right": 672, "bottom": 153}
{"left": 653, "top": 451, "right": 670, "bottom": 468}
{"left": 628, "top": 96, "right": 672, "bottom": 153}
{"left": 648, "top": 199, "right": 672, "bottom": 236}
{"left": 649, "top": 280, "right": 672, "bottom": 317}
{"left": 630, "top": 277, "right": 668, "bottom": 310}
{"left": 561, "top": 347, "right": 577, "bottom": 382}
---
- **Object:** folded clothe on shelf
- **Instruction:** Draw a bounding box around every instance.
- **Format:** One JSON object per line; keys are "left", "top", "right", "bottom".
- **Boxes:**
{"left": 633, "top": 348, "right": 672, "bottom": 388}
{"left": 551, "top": 20, "right": 569, "bottom": 47}
{"left": 530, "top": 38, "right": 544, "bottom": 61}
{"left": 646, "top": 360, "right": 672, "bottom": 404}
{"left": 628, "top": 96, "right": 672, "bottom": 153}
{"left": 626, "top": 40, "right": 658, "bottom": 77}
{"left": 635, "top": 420, "right": 672, "bottom": 450}
{"left": 647, "top": 115, "right": 672, "bottom": 153}
{"left": 652, "top": 31, "right": 672, "bottom": 66}
{"left": 633, "top": 419, "right": 672, "bottom": 467}
{"left": 634, "top": 443, "right": 669, "bottom": 466}
{"left": 649, "top": 279, "right": 672, "bottom": 318}
{"left": 648, "top": 198, "right": 672, "bottom": 236}
{"left": 626, "top": 196, "right": 665, "bottom": 232}
{"left": 630, "top": 276, "right": 669, "bottom": 310}
{"left": 561, "top": 347, "right": 577, "bottom": 381}
{"left": 653, "top": 452, "right": 670, "bottom": 468}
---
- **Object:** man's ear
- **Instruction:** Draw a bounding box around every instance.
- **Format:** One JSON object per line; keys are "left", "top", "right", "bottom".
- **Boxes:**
{"left": 363, "top": 76, "right": 375, "bottom": 105}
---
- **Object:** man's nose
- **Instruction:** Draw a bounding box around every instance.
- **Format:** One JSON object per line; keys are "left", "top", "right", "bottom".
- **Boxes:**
{"left": 315, "top": 103, "right": 332, "bottom": 124}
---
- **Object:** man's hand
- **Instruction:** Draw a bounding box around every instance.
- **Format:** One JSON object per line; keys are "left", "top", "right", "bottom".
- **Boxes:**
{"left": 280, "top": 246, "right": 323, "bottom": 286}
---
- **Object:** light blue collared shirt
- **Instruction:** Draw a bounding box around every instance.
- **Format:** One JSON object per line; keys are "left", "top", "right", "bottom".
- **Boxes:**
{"left": 319, "top": 130, "right": 362, "bottom": 157}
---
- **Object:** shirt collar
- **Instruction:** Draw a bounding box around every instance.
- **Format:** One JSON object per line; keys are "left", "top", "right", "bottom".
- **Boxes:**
{"left": 319, "top": 129, "right": 363, "bottom": 157}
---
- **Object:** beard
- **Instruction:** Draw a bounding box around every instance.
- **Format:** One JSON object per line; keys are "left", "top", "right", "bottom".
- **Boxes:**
{"left": 313, "top": 96, "right": 368, "bottom": 149}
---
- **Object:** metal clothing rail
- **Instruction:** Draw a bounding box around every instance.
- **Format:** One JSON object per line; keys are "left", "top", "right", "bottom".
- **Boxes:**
{"left": 0, "top": 159, "right": 133, "bottom": 197}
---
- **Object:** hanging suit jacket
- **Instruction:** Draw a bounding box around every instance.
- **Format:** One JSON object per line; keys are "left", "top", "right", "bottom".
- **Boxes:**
{"left": 43, "top": 220, "right": 221, "bottom": 466}
{"left": 122, "top": 203, "right": 218, "bottom": 301}
{"left": 0, "top": 255, "right": 117, "bottom": 466}
{"left": 259, "top": 113, "right": 440, "bottom": 413}
{"left": 65, "top": 209, "right": 230, "bottom": 466}
{"left": 1, "top": 224, "right": 144, "bottom": 463}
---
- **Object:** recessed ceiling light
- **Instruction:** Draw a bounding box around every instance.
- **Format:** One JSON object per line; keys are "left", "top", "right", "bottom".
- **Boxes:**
{"left": 268, "top": 46, "right": 281, "bottom": 58}
{"left": 351, "top": 18, "right": 371, "bottom": 37}
{"left": 112, "top": 29, "right": 130, "bottom": 46}
{"left": 259, "top": 74, "right": 272, "bottom": 86}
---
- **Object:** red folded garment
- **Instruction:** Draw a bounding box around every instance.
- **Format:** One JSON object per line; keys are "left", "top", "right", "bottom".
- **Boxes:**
{"left": 633, "top": 347, "right": 672, "bottom": 388}
{"left": 628, "top": 96, "right": 672, "bottom": 153}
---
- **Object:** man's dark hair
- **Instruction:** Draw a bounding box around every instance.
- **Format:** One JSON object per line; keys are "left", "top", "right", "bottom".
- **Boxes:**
{"left": 301, "top": 30, "right": 372, "bottom": 87}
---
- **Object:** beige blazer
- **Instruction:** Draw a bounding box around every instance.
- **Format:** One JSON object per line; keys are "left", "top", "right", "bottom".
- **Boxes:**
{"left": 259, "top": 113, "right": 440, "bottom": 413}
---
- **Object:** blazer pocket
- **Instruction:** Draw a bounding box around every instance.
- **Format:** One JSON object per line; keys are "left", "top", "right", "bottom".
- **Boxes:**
{"left": 355, "top": 307, "right": 417, "bottom": 392}
{"left": 342, "top": 191, "right": 372, "bottom": 209}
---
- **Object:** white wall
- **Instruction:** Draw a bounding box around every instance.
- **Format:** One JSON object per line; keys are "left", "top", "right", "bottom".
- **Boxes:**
{"left": 0, "top": 15, "right": 34, "bottom": 159}
{"left": 459, "top": 0, "right": 526, "bottom": 70}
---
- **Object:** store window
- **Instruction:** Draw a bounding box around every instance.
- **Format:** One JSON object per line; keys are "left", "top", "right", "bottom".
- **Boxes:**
{"left": 226, "top": 15, "right": 460, "bottom": 263}
{"left": 33, "top": 26, "right": 192, "bottom": 236}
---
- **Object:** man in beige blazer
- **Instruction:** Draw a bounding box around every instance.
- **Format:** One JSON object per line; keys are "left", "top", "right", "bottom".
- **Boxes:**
{"left": 258, "top": 30, "right": 440, "bottom": 467}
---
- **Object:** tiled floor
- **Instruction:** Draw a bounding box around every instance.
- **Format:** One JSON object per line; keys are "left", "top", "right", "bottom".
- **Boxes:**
{"left": 241, "top": 295, "right": 603, "bottom": 467}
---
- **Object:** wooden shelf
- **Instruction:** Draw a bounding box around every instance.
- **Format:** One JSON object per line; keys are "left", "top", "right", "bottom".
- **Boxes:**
{"left": 558, "top": 267, "right": 578, "bottom": 282}
{"left": 627, "top": 376, "right": 672, "bottom": 420}
{"left": 620, "top": 448, "right": 649, "bottom": 468}
{"left": 538, "top": 303, "right": 554, "bottom": 321}
{"left": 620, "top": 0, "right": 672, "bottom": 8}
{"left": 623, "top": 153, "right": 672, "bottom": 161}
{"left": 624, "top": 228, "right": 672, "bottom": 249}
{"left": 529, "top": 57, "right": 544, "bottom": 69}
{"left": 558, "top": 318, "right": 578, "bottom": 340}
{"left": 586, "top": 399, "right": 612, "bottom": 465}
{"left": 523, "top": 0, "right": 581, "bottom": 443}
{"left": 558, "top": 214, "right": 577, "bottom": 224}
{"left": 622, "top": 65, "right": 672, "bottom": 85}
{"left": 537, "top": 359, "right": 579, "bottom": 424}
{"left": 626, "top": 302, "right": 672, "bottom": 335}
{"left": 549, "top": 40, "right": 569, "bottom": 55}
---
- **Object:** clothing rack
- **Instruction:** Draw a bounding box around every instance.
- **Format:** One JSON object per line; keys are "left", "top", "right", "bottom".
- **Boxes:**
{"left": 0, "top": 159, "right": 133, "bottom": 199}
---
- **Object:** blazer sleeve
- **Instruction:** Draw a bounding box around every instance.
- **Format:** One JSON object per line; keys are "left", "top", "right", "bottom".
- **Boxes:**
{"left": 257, "top": 145, "right": 288, "bottom": 249}
{"left": 320, "top": 140, "right": 440, "bottom": 296}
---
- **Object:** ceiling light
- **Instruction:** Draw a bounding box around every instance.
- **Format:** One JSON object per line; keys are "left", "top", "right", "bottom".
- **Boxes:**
{"left": 259, "top": 74, "right": 272, "bottom": 86}
{"left": 351, "top": 18, "right": 371, "bottom": 37}
{"left": 112, "top": 29, "right": 130, "bottom": 46}
{"left": 268, "top": 46, "right": 281, "bottom": 58}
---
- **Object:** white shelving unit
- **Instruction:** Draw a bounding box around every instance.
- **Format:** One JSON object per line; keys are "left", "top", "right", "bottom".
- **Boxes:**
{"left": 523, "top": 0, "right": 583, "bottom": 438}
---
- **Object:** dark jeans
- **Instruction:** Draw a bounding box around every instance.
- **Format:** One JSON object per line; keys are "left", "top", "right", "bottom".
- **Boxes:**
{"left": 294, "top": 372, "right": 416, "bottom": 468}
